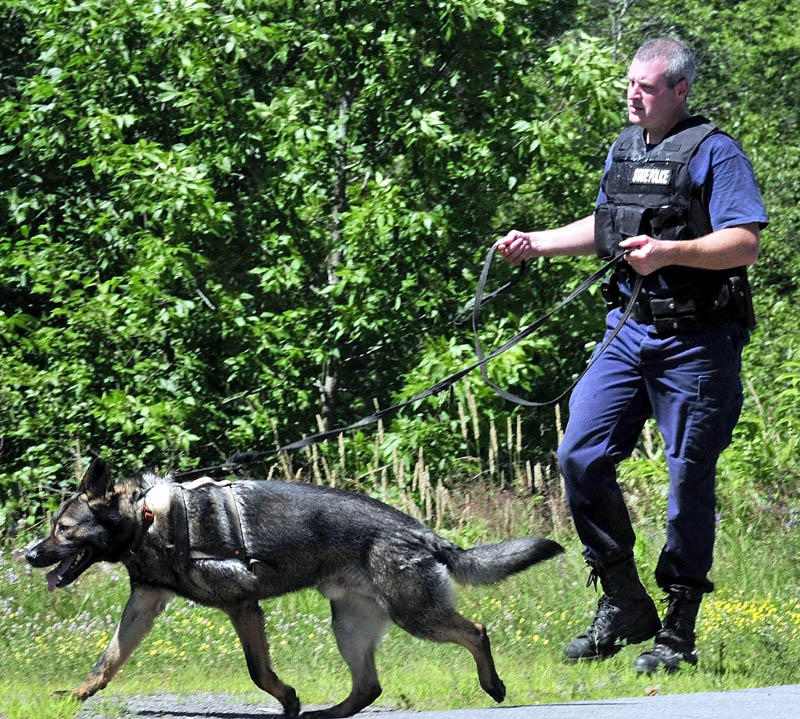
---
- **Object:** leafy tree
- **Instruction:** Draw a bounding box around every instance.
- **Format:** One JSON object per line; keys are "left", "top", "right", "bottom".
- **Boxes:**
{"left": 1, "top": 0, "right": 625, "bottom": 527}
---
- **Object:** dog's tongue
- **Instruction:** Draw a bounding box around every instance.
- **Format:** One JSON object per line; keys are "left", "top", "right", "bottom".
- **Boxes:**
{"left": 46, "top": 557, "right": 74, "bottom": 592}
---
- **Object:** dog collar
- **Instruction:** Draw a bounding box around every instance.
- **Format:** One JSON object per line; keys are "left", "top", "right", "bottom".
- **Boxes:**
{"left": 130, "top": 504, "right": 155, "bottom": 553}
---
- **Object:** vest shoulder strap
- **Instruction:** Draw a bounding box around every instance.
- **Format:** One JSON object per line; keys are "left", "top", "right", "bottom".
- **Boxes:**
{"left": 611, "top": 116, "right": 719, "bottom": 164}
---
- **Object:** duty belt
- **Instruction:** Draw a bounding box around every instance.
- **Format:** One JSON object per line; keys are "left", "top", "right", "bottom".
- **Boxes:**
{"left": 619, "top": 293, "right": 737, "bottom": 335}
{"left": 601, "top": 269, "right": 755, "bottom": 336}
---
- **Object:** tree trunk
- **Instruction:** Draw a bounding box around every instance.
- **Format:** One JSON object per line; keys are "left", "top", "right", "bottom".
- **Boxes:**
{"left": 319, "top": 93, "right": 351, "bottom": 429}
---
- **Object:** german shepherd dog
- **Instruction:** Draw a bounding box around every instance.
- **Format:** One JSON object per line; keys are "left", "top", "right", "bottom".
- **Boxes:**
{"left": 26, "top": 458, "right": 563, "bottom": 718}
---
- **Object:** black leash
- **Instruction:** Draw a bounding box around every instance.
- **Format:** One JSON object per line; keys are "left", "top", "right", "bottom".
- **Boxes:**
{"left": 472, "top": 245, "right": 642, "bottom": 407}
{"left": 452, "top": 258, "right": 528, "bottom": 327}
{"left": 170, "top": 248, "right": 635, "bottom": 482}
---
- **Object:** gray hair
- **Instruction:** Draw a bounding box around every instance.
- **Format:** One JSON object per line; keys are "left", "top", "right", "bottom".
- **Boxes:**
{"left": 634, "top": 38, "right": 695, "bottom": 88}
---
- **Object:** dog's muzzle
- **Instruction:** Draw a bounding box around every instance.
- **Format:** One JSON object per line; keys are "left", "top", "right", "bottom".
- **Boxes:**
{"left": 25, "top": 538, "right": 47, "bottom": 567}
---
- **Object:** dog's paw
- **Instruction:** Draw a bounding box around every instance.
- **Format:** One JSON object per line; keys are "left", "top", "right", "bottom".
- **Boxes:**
{"left": 282, "top": 688, "right": 300, "bottom": 719}
{"left": 487, "top": 678, "right": 506, "bottom": 703}
{"left": 69, "top": 684, "right": 98, "bottom": 702}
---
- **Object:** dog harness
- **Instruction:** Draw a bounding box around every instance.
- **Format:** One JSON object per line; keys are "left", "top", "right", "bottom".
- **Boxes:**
{"left": 170, "top": 477, "right": 252, "bottom": 562}
{"left": 137, "top": 477, "right": 258, "bottom": 566}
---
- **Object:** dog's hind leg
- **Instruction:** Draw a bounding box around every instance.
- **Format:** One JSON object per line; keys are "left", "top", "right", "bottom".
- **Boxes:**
{"left": 73, "top": 585, "right": 174, "bottom": 699}
{"left": 427, "top": 610, "right": 506, "bottom": 703}
{"left": 304, "top": 594, "right": 390, "bottom": 718}
{"left": 387, "top": 570, "right": 506, "bottom": 703}
{"left": 226, "top": 600, "right": 300, "bottom": 719}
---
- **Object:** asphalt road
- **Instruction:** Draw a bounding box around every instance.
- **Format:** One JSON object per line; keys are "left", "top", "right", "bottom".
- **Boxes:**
{"left": 80, "top": 684, "right": 800, "bottom": 719}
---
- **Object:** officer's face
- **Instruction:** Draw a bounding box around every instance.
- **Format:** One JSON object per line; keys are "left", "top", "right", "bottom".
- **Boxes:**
{"left": 627, "top": 56, "right": 689, "bottom": 139}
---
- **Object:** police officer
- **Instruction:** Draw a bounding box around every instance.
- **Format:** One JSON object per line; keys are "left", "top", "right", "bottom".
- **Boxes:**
{"left": 496, "top": 37, "right": 767, "bottom": 673}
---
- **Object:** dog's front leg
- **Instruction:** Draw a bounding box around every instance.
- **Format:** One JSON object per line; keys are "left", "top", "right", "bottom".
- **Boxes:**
{"left": 72, "top": 584, "right": 174, "bottom": 700}
{"left": 225, "top": 600, "right": 300, "bottom": 719}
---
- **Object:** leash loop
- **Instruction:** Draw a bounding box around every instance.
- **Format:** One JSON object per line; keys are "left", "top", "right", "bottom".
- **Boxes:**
{"left": 452, "top": 259, "right": 527, "bottom": 326}
{"left": 170, "top": 248, "right": 634, "bottom": 482}
{"left": 472, "top": 245, "right": 638, "bottom": 407}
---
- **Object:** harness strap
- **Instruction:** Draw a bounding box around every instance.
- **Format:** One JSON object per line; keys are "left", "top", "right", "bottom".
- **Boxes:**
{"left": 225, "top": 485, "right": 247, "bottom": 559}
{"left": 171, "top": 486, "right": 190, "bottom": 560}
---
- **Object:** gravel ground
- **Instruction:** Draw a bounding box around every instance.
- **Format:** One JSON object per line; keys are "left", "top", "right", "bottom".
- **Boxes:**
{"left": 77, "top": 685, "right": 800, "bottom": 719}
{"left": 79, "top": 691, "right": 292, "bottom": 718}
{"left": 79, "top": 691, "right": 286, "bottom": 718}
{"left": 78, "top": 692, "right": 399, "bottom": 719}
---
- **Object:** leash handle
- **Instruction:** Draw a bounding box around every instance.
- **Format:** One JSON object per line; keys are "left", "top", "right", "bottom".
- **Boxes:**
{"left": 471, "top": 245, "right": 632, "bottom": 408}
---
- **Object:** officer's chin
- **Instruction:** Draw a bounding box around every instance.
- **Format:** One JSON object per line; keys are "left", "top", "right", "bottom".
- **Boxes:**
{"left": 628, "top": 106, "right": 645, "bottom": 124}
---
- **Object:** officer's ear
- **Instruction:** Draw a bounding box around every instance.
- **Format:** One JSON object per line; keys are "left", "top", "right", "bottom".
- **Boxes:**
{"left": 675, "top": 77, "right": 690, "bottom": 103}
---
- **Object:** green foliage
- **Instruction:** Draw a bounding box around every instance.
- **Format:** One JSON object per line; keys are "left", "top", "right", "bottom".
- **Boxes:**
{"left": 0, "top": 0, "right": 622, "bottom": 526}
{"left": 2, "top": 0, "right": 799, "bottom": 537}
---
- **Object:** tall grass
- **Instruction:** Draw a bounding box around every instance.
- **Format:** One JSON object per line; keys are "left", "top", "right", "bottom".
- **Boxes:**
{"left": 262, "top": 393, "right": 570, "bottom": 537}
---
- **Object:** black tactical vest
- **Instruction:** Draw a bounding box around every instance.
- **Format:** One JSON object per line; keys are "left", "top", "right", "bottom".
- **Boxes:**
{"left": 594, "top": 116, "right": 755, "bottom": 329}
{"left": 594, "top": 115, "right": 753, "bottom": 304}
{"left": 595, "top": 115, "right": 718, "bottom": 262}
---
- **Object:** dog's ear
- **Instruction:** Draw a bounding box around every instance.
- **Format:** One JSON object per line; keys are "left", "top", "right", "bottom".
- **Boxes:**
{"left": 80, "top": 457, "right": 114, "bottom": 499}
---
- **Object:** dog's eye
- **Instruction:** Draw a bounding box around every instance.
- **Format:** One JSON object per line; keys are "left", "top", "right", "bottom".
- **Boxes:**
{"left": 56, "top": 521, "right": 74, "bottom": 536}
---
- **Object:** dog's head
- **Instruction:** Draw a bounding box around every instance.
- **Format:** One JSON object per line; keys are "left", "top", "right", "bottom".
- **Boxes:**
{"left": 26, "top": 457, "right": 126, "bottom": 591}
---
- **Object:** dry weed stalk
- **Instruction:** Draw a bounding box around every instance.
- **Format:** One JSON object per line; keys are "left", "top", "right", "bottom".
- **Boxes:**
{"left": 264, "top": 399, "right": 569, "bottom": 533}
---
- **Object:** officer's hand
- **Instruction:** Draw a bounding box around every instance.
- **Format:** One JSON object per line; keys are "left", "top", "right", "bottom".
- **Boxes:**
{"left": 618, "top": 235, "right": 668, "bottom": 276}
{"left": 495, "top": 230, "right": 538, "bottom": 266}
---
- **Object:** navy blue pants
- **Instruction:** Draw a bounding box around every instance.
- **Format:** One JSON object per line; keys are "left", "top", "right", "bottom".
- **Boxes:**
{"left": 558, "top": 308, "right": 747, "bottom": 593}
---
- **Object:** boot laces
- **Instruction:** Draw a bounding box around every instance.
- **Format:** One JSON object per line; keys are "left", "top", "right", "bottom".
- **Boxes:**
{"left": 586, "top": 594, "right": 618, "bottom": 638}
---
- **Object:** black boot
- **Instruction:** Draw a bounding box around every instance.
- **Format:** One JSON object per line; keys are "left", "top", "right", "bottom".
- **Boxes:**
{"left": 564, "top": 557, "right": 661, "bottom": 662}
{"left": 634, "top": 584, "right": 703, "bottom": 674}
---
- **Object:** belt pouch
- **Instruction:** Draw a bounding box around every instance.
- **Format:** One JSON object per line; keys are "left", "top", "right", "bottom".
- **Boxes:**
{"left": 650, "top": 296, "right": 697, "bottom": 317}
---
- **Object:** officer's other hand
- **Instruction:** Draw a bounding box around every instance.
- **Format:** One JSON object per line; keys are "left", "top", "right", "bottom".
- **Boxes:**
{"left": 618, "top": 235, "right": 666, "bottom": 276}
{"left": 495, "top": 230, "right": 536, "bottom": 265}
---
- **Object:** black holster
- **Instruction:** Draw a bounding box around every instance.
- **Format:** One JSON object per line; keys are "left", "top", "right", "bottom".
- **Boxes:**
{"left": 728, "top": 274, "right": 757, "bottom": 330}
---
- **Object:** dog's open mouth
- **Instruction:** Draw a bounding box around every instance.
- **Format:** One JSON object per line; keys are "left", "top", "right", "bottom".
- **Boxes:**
{"left": 46, "top": 549, "right": 94, "bottom": 591}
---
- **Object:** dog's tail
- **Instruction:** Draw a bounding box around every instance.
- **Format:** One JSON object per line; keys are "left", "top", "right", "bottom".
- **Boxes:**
{"left": 443, "top": 537, "right": 563, "bottom": 586}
